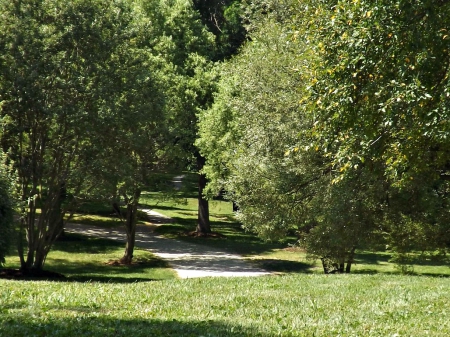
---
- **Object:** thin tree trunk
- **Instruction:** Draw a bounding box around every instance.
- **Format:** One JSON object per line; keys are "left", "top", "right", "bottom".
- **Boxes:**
{"left": 345, "top": 247, "right": 356, "bottom": 273}
{"left": 196, "top": 155, "right": 211, "bottom": 234}
{"left": 18, "top": 218, "right": 26, "bottom": 270}
{"left": 121, "top": 189, "right": 141, "bottom": 264}
{"left": 23, "top": 199, "right": 36, "bottom": 272}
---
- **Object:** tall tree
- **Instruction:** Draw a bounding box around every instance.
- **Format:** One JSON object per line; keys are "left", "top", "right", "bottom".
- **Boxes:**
{"left": 197, "top": 0, "right": 386, "bottom": 272}
{"left": 140, "top": 0, "right": 218, "bottom": 234}
{"left": 0, "top": 0, "right": 154, "bottom": 272}
{"left": 199, "top": 0, "right": 450, "bottom": 270}
{"left": 310, "top": 0, "right": 450, "bottom": 263}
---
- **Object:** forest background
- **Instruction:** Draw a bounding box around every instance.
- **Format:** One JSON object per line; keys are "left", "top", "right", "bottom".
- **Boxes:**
{"left": 0, "top": 0, "right": 449, "bottom": 275}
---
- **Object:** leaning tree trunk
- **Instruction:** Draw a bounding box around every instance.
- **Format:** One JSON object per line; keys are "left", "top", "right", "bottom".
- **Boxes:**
{"left": 196, "top": 155, "right": 211, "bottom": 234}
{"left": 121, "top": 189, "right": 141, "bottom": 264}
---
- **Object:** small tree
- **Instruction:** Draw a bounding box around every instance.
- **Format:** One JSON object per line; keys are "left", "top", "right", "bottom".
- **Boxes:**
{"left": 0, "top": 0, "right": 150, "bottom": 273}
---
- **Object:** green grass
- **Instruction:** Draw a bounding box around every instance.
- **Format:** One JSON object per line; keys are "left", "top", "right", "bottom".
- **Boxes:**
{"left": 4, "top": 233, "right": 176, "bottom": 282}
{"left": 1, "top": 274, "right": 450, "bottom": 336}
{"left": 67, "top": 213, "right": 123, "bottom": 228}
{"left": 2, "top": 173, "right": 450, "bottom": 336}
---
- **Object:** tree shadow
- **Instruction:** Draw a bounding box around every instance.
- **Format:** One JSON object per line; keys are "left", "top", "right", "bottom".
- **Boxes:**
{"left": 0, "top": 316, "right": 271, "bottom": 337}
{"left": 354, "top": 251, "right": 391, "bottom": 265}
{"left": 46, "top": 255, "right": 169, "bottom": 277}
{"left": 251, "top": 259, "right": 314, "bottom": 273}
{"left": 55, "top": 233, "right": 123, "bottom": 254}
{"left": 1, "top": 255, "right": 170, "bottom": 283}
{"left": 138, "top": 204, "right": 184, "bottom": 212}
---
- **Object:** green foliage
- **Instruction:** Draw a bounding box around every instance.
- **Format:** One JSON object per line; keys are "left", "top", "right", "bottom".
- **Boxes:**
{"left": 0, "top": 155, "right": 13, "bottom": 267}
{"left": 0, "top": 0, "right": 167, "bottom": 270}
{"left": 309, "top": 0, "right": 450, "bottom": 266}
{"left": 193, "top": 0, "right": 247, "bottom": 59}
{"left": 197, "top": 0, "right": 450, "bottom": 271}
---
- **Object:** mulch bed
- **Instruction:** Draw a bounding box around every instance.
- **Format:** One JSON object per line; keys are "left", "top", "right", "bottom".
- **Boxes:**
{"left": 0, "top": 268, "right": 66, "bottom": 280}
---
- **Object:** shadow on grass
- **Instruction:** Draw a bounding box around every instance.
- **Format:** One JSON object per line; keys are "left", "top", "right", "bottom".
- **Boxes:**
{"left": 252, "top": 259, "right": 314, "bottom": 273}
{"left": 37, "top": 233, "right": 171, "bottom": 283}
{"left": 354, "top": 251, "right": 391, "bottom": 265}
{"left": 55, "top": 233, "right": 123, "bottom": 254}
{"left": 155, "top": 218, "right": 295, "bottom": 257}
{"left": 355, "top": 251, "right": 450, "bottom": 268}
{"left": 0, "top": 316, "right": 270, "bottom": 337}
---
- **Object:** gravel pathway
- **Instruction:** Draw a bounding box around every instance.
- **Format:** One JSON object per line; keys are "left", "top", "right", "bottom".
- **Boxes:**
{"left": 65, "top": 209, "right": 271, "bottom": 279}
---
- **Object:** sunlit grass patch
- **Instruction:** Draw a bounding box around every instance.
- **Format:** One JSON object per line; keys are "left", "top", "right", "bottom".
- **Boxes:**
{"left": 1, "top": 274, "right": 450, "bottom": 336}
{"left": 67, "top": 213, "right": 122, "bottom": 228}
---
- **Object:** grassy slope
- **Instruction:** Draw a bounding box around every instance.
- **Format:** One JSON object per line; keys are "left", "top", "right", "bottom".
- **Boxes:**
{"left": 1, "top": 274, "right": 450, "bottom": 336}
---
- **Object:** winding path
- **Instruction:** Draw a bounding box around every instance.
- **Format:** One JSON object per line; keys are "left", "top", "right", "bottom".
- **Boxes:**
{"left": 65, "top": 209, "right": 271, "bottom": 279}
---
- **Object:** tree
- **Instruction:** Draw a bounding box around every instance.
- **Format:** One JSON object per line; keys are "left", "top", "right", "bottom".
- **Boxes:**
{"left": 86, "top": 28, "right": 167, "bottom": 264}
{"left": 0, "top": 153, "right": 14, "bottom": 267}
{"left": 0, "top": 0, "right": 154, "bottom": 272}
{"left": 197, "top": 0, "right": 389, "bottom": 273}
{"left": 140, "top": 0, "right": 219, "bottom": 234}
{"left": 200, "top": 0, "right": 450, "bottom": 271}
{"left": 309, "top": 0, "right": 450, "bottom": 263}
{"left": 197, "top": 0, "right": 318, "bottom": 238}
{"left": 193, "top": 0, "right": 247, "bottom": 60}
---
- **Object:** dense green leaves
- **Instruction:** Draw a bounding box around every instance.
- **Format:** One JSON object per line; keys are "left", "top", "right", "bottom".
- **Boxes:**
{"left": 0, "top": 0, "right": 167, "bottom": 270}
{"left": 197, "top": 0, "right": 450, "bottom": 271}
{"left": 310, "top": 0, "right": 450, "bottom": 264}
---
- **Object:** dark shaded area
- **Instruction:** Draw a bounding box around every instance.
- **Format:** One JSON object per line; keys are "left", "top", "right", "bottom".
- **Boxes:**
{"left": 193, "top": 0, "right": 247, "bottom": 60}
{"left": 355, "top": 251, "right": 450, "bottom": 267}
{"left": 252, "top": 259, "right": 313, "bottom": 273}
{"left": 0, "top": 268, "right": 66, "bottom": 280}
{"left": 354, "top": 251, "right": 391, "bottom": 265}
{"left": 186, "top": 230, "right": 227, "bottom": 238}
{"left": 54, "top": 233, "right": 123, "bottom": 254}
{"left": 0, "top": 256, "right": 167, "bottom": 283}
{"left": 0, "top": 317, "right": 270, "bottom": 337}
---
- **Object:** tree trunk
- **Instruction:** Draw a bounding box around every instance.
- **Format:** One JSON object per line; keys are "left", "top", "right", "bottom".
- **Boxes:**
{"left": 345, "top": 247, "right": 356, "bottom": 273}
{"left": 196, "top": 155, "right": 211, "bottom": 234}
{"left": 19, "top": 183, "right": 68, "bottom": 274}
{"left": 121, "top": 189, "right": 141, "bottom": 264}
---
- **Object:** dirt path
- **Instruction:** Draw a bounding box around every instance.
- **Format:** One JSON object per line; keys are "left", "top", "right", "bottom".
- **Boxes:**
{"left": 65, "top": 209, "right": 271, "bottom": 279}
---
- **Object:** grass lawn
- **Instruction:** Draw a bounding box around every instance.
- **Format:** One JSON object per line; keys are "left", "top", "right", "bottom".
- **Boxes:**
{"left": 3, "top": 232, "right": 176, "bottom": 282}
{"left": 2, "top": 173, "right": 450, "bottom": 336}
{"left": 1, "top": 274, "right": 450, "bottom": 336}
